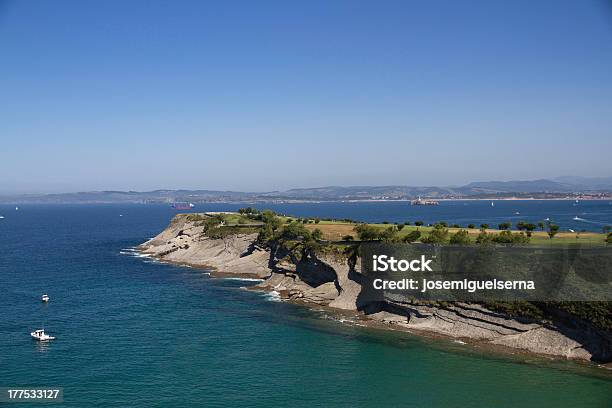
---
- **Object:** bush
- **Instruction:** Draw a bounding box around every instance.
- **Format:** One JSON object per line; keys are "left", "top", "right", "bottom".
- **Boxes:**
{"left": 354, "top": 224, "right": 380, "bottom": 241}
{"left": 421, "top": 224, "right": 449, "bottom": 244}
{"left": 342, "top": 235, "right": 354, "bottom": 241}
{"left": 450, "top": 229, "right": 471, "bottom": 245}
{"left": 476, "top": 230, "right": 492, "bottom": 245}
{"left": 380, "top": 226, "right": 400, "bottom": 242}
{"left": 467, "top": 224, "right": 476, "bottom": 229}
{"left": 491, "top": 230, "right": 530, "bottom": 245}
{"left": 402, "top": 230, "right": 421, "bottom": 243}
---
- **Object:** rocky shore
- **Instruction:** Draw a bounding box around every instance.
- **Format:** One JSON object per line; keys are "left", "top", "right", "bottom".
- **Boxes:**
{"left": 139, "top": 214, "right": 612, "bottom": 364}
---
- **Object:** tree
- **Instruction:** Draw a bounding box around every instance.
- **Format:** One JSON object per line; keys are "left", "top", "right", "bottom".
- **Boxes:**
{"left": 603, "top": 225, "right": 612, "bottom": 234}
{"left": 467, "top": 223, "right": 476, "bottom": 229}
{"left": 311, "top": 228, "right": 323, "bottom": 241}
{"left": 538, "top": 221, "right": 545, "bottom": 231}
{"left": 450, "top": 229, "right": 471, "bottom": 245}
{"left": 397, "top": 224, "right": 405, "bottom": 231}
{"left": 547, "top": 223, "right": 560, "bottom": 239}
{"left": 404, "top": 221, "right": 411, "bottom": 226}
{"left": 438, "top": 221, "right": 448, "bottom": 227}
{"left": 498, "top": 222, "right": 512, "bottom": 230}
{"left": 524, "top": 223, "right": 537, "bottom": 237}
{"left": 516, "top": 221, "right": 526, "bottom": 231}
{"left": 380, "top": 226, "right": 399, "bottom": 242}
{"left": 480, "top": 223, "right": 489, "bottom": 230}
{"left": 354, "top": 224, "right": 380, "bottom": 241}
{"left": 606, "top": 232, "right": 612, "bottom": 244}
{"left": 421, "top": 223, "right": 449, "bottom": 244}
{"left": 261, "top": 210, "right": 281, "bottom": 231}
{"left": 451, "top": 224, "right": 461, "bottom": 228}
{"left": 314, "top": 218, "right": 321, "bottom": 224}
{"left": 257, "top": 224, "right": 274, "bottom": 245}
{"left": 402, "top": 230, "right": 421, "bottom": 243}
{"left": 281, "top": 222, "right": 311, "bottom": 240}
{"left": 414, "top": 221, "right": 424, "bottom": 227}
{"left": 342, "top": 235, "right": 354, "bottom": 241}
{"left": 239, "top": 207, "right": 257, "bottom": 215}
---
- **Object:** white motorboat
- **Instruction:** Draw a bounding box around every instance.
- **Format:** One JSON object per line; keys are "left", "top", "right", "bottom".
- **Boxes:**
{"left": 31, "top": 329, "right": 55, "bottom": 341}
{"left": 0, "top": 215, "right": 4, "bottom": 219}
{"left": 41, "top": 294, "right": 49, "bottom": 302}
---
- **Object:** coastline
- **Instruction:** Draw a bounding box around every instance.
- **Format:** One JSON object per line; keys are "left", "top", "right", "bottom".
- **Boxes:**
{"left": 138, "top": 214, "right": 612, "bottom": 366}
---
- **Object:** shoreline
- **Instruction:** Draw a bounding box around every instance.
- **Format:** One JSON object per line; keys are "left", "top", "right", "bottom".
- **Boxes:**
{"left": 137, "top": 214, "right": 612, "bottom": 367}
{"left": 150, "top": 256, "right": 612, "bottom": 373}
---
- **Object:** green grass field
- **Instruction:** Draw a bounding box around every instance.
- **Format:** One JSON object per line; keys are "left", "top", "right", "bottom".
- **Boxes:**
{"left": 188, "top": 212, "right": 610, "bottom": 246}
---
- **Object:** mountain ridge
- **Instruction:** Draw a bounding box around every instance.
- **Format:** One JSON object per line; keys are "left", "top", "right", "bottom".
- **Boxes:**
{"left": 1, "top": 177, "right": 611, "bottom": 203}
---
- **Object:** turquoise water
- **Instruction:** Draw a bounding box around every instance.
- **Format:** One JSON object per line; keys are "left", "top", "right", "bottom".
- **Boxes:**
{"left": 0, "top": 204, "right": 610, "bottom": 407}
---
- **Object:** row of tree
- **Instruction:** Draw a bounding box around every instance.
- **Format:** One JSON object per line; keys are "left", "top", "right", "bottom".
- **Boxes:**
{"left": 354, "top": 223, "right": 532, "bottom": 245}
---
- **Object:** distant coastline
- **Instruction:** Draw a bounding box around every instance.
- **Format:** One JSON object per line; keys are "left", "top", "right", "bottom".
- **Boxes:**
{"left": 2, "top": 177, "right": 612, "bottom": 204}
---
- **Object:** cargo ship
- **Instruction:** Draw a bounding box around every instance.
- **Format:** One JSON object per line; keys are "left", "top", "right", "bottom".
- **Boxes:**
{"left": 171, "top": 202, "right": 195, "bottom": 210}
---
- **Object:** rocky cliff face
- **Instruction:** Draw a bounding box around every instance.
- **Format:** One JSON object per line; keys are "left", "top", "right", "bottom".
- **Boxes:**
{"left": 140, "top": 215, "right": 611, "bottom": 363}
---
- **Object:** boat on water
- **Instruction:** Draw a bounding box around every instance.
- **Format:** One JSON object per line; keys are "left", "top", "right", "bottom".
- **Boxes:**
{"left": 0, "top": 215, "right": 4, "bottom": 219}
{"left": 31, "top": 329, "right": 55, "bottom": 341}
{"left": 41, "top": 294, "right": 49, "bottom": 302}
{"left": 410, "top": 196, "right": 439, "bottom": 206}
{"left": 573, "top": 216, "right": 580, "bottom": 221}
{"left": 491, "top": 201, "right": 494, "bottom": 207}
{"left": 171, "top": 202, "right": 195, "bottom": 210}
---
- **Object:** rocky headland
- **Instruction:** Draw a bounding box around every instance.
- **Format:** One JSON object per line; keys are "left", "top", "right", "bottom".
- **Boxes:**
{"left": 139, "top": 213, "right": 612, "bottom": 364}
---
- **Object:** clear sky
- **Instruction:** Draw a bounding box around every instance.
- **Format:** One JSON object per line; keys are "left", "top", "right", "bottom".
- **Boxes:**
{"left": 1, "top": 0, "right": 611, "bottom": 193}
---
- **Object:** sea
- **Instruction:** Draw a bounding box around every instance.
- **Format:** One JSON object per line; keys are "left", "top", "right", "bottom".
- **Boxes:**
{"left": 1, "top": 201, "right": 611, "bottom": 407}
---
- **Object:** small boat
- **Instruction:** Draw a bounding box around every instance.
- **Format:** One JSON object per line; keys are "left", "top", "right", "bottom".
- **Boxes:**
{"left": 172, "top": 202, "right": 195, "bottom": 210}
{"left": 573, "top": 216, "right": 580, "bottom": 221}
{"left": 41, "top": 294, "right": 49, "bottom": 302}
{"left": 491, "top": 201, "right": 494, "bottom": 207}
{"left": 0, "top": 215, "right": 4, "bottom": 219}
{"left": 514, "top": 211, "right": 520, "bottom": 215}
{"left": 15, "top": 206, "right": 19, "bottom": 211}
{"left": 569, "top": 229, "right": 575, "bottom": 233}
{"left": 31, "top": 329, "right": 55, "bottom": 341}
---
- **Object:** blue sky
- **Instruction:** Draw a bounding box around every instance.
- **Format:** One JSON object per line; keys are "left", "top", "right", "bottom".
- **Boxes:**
{"left": 1, "top": 0, "right": 611, "bottom": 193}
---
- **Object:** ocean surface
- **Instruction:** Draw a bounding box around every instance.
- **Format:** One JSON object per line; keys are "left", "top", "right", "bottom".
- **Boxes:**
{"left": 1, "top": 203, "right": 611, "bottom": 407}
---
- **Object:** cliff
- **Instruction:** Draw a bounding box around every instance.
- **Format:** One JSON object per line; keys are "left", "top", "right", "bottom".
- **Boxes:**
{"left": 139, "top": 214, "right": 612, "bottom": 363}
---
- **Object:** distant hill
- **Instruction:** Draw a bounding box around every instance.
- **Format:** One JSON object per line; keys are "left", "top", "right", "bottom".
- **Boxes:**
{"left": 1, "top": 177, "right": 610, "bottom": 203}
{"left": 462, "top": 179, "right": 576, "bottom": 193}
